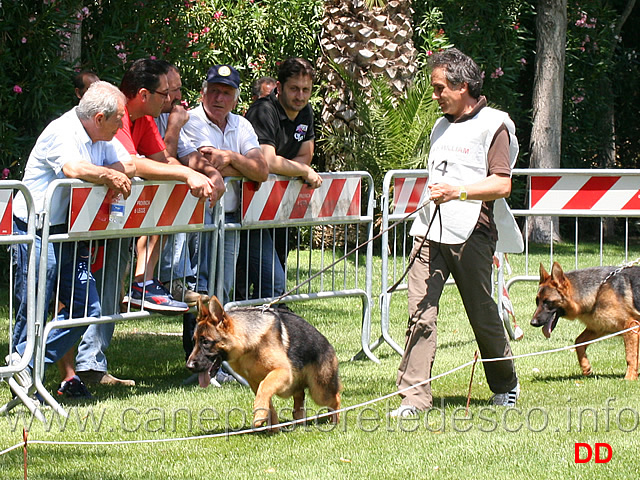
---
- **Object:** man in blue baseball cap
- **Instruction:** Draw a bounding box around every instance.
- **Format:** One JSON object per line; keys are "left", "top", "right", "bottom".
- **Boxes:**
{"left": 206, "top": 64, "right": 241, "bottom": 90}
{"left": 180, "top": 64, "right": 268, "bottom": 385}
{"left": 182, "top": 65, "right": 267, "bottom": 299}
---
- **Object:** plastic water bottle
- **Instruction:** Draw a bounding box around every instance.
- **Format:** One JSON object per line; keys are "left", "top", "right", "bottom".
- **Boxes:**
{"left": 109, "top": 192, "right": 126, "bottom": 225}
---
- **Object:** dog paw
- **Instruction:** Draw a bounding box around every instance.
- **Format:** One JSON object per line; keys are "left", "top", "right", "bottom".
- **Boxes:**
{"left": 253, "top": 417, "right": 268, "bottom": 428}
{"left": 253, "top": 419, "right": 280, "bottom": 433}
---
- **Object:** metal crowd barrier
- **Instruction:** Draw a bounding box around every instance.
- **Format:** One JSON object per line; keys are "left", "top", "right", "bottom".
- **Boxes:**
{"left": 2, "top": 171, "right": 377, "bottom": 419}
{"left": 505, "top": 168, "right": 640, "bottom": 293}
{"left": 2, "top": 178, "right": 220, "bottom": 418}
{"left": 373, "top": 169, "right": 523, "bottom": 357}
{"left": 221, "top": 172, "right": 378, "bottom": 362}
{"left": 0, "top": 181, "right": 43, "bottom": 421}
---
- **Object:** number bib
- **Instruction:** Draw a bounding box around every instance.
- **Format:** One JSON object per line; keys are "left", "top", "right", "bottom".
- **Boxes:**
{"left": 410, "top": 107, "right": 516, "bottom": 245}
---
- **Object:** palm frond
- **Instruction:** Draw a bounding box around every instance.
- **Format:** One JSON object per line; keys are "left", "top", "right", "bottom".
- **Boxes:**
{"left": 320, "top": 58, "right": 440, "bottom": 186}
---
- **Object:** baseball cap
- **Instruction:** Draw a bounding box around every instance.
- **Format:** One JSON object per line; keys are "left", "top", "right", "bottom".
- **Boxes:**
{"left": 206, "top": 65, "right": 240, "bottom": 89}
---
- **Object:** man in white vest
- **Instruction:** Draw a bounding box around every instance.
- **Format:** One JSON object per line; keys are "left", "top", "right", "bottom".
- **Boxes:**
{"left": 390, "top": 48, "right": 522, "bottom": 417}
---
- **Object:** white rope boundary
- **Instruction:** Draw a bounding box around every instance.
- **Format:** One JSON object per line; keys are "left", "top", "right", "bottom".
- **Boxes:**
{"left": 1, "top": 324, "right": 638, "bottom": 456}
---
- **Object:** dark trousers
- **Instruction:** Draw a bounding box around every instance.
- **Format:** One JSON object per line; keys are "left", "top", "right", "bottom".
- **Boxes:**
{"left": 397, "top": 231, "right": 517, "bottom": 409}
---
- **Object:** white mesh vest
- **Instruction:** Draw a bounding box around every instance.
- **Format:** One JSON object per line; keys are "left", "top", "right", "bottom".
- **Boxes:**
{"left": 410, "top": 106, "right": 523, "bottom": 252}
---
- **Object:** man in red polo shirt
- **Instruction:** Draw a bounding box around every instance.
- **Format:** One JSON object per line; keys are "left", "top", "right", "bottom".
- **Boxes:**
{"left": 74, "top": 59, "right": 220, "bottom": 388}
{"left": 116, "top": 58, "right": 218, "bottom": 312}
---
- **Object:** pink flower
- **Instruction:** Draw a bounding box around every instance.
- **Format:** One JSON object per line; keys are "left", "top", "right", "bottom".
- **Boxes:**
{"left": 490, "top": 67, "right": 504, "bottom": 79}
{"left": 150, "top": 55, "right": 157, "bottom": 60}
{"left": 21, "top": 37, "right": 27, "bottom": 44}
{"left": 2, "top": 168, "right": 10, "bottom": 180}
{"left": 192, "top": 51, "right": 200, "bottom": 57}
{"left": 13, "top": 85, "right": 23, "bottom": 94}
{"left": 213, "top": 11, "right": 223, "bottom": 20}
{"left": 426, "top": 50, "right": 433, "bottom": 57}
{"left": 576, "top": 11, "right": 597, "bottom": 28}
{"left": 202, "top": 27, "right": 210, "bottom": 33}
{"left": 520, "top": 57, "right": 527, "bottom": 65}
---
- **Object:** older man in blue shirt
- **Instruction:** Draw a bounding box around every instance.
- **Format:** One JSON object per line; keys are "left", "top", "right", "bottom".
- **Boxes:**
{"left": 8, "top": 81, "right": 134, "bottom": 397}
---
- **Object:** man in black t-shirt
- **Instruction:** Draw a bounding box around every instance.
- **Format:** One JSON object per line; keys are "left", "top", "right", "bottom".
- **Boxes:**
{"left": 242, "top": 58, "right": 322, "bottom": 299}
{"left": 245, "top": 57, "right": 321, "bottom": 188}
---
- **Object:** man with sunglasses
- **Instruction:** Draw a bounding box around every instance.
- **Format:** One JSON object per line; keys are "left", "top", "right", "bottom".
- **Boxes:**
{"left": 74, "top": 59, "right": 218, "bottom": 388}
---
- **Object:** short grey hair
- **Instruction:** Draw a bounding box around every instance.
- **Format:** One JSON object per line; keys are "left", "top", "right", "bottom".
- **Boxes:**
{"left": 76, "top": 81, "right": 126, "bottom": 120}
{"left": 428, "top": 48, "right": 483, "bottom": 99}
{"left": 202, "top": 81, "right": 240, "bottom": 101}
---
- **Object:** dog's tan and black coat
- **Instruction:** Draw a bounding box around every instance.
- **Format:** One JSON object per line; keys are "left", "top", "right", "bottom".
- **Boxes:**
{"left": 531, "top": 262, "right": 640, "bottom": 380}
{"left": 187, "top": 296, "right": 341, "bottom": 429}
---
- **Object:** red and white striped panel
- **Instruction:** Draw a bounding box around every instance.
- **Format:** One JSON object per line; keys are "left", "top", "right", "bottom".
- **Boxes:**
{"left": 241, "top": 175, "right": 361, "bottom": 226}
{"left": 392, "top": 176, "right": 429, "bottom": 215}
{"left": 530, "top": 175, "right": 640, "bottom": 212}
{"left": 69, "top": 183, "right": 205, "bottom": 233}
{"left": 0, "top": 190, "right": 12, "bottom": 235}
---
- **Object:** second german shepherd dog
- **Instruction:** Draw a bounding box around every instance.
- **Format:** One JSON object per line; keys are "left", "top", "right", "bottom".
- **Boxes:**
{"left": 186, "top": 296, "right": 341, "bottom": 429}
{"left": 531, "top": 262, "right": 640, "bottom": 380}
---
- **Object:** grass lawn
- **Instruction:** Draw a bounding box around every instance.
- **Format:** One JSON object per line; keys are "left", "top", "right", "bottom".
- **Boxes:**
{"left": 1, "top": 243, "right": 639, "bottom": 479}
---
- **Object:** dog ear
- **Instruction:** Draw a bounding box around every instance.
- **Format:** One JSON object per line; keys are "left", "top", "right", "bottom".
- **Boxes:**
{"left": 550, "top": 261, "right": 568, "bottom": 286}
{"left": 208, "top": 295, "right": 227, "bottom": 326}
{"left": 539, "top": 262, "right": 551, "bottom": 283}
{"left": 197, "top": 296, "right": 210, "bottom": 317}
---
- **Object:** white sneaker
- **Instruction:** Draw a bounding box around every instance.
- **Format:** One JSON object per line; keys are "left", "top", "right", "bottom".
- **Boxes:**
{"left": 388, "top": 404, "right": 419, "bottom": 418}
{"left": 5, "top": 353, "right": 32, "bottom": 389}
{"left": 491, "top": 382, "right": 520, "bottom": 407}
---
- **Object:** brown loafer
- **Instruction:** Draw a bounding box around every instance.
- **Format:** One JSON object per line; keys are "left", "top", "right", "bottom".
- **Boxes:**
{"left": 77, "top": 370, "right": 135, "bottom": 387}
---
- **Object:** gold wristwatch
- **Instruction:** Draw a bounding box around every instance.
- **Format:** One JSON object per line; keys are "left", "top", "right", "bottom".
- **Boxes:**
{"left": 458, "top": 186, "right": 467, "bottom": 201}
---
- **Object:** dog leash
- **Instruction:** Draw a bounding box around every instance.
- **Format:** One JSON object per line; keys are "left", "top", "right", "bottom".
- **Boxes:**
{"left": 260, "top": 197, "right": 434, "bottom": 311}
{"left": 385, "top": 203, "right": 442, "bottom": 295}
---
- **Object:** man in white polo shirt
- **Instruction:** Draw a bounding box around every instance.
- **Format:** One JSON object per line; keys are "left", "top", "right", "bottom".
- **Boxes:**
{"left": 181, "top": 64, "right": 268, "bottom": 303}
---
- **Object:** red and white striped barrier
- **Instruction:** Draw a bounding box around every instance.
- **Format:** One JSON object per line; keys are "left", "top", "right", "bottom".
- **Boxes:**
{"left": 391, "top": 176, "right": 429, "bottom": 215}
{"left": 241, "top": 174, "right": 361, "bottom": 226}
{"left": 530, "top": 175, "right": 640, "bottom": 212}
{"left": 0, "top": 190, "right": 12, "bottom": 235}
{"left": 69, "top": 183, "right": 205, "bottom": 233}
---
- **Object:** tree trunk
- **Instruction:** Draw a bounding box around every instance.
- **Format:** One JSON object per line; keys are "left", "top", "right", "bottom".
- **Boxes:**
{"left": 600, "top": 0, "right": 635, "bottom": 239}
{"left": 528, "top": 0, "right": 567, "bottom": 244}
{"left": 61, "top": 7, "right": 83, "bottom": 66}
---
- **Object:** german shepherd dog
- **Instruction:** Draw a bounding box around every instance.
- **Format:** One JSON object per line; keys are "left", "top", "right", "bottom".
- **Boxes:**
{"left": 186, "top": 296, "right": 342, "bottom": 429}
{"left": 531, "top": 262, "right": 640, "bottom": 380}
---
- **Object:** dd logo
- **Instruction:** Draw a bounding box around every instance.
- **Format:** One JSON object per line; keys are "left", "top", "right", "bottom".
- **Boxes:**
{"left": 574, "top": 443, "right": 613, "bottom": 464}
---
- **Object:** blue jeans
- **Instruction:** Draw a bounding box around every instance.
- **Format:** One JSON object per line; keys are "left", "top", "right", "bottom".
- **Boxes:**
{"left": 12, "top": 220, "right": 100, "bottom": 367}
{"left": 212, "top": 211, "right": 239, "bottom": 305}
{"left": 159, "top": 232, "right": 197, "bottom": 284}
{"left": 75, "top": 237, "right": 131, "bottom": 373}
{"left": 237, "top": 228, "right": 286, "bottom": 299}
